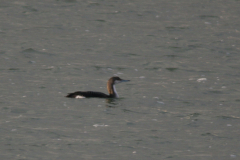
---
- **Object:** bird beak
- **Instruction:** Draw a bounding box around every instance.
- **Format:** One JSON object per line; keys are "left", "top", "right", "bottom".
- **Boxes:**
{"left": 121, "top": 79, "right": 130, "bottom": 82}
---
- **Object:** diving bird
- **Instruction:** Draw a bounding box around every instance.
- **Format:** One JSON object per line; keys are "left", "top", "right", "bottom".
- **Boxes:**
{"left": 66, "top": 77, "right": 130, "bottom": 98}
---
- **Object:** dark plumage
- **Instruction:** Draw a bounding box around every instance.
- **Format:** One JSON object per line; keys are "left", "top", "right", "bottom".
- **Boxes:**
{"left": 66, "top": 91, "right": 109, "bottom": 98}
{"left": 66, "top": 77, "right": 130, "bottom": 98}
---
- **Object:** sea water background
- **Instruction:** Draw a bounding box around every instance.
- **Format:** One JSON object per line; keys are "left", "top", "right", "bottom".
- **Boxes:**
{"left": 0, "top": 0, "right": 240, "bottom": 159}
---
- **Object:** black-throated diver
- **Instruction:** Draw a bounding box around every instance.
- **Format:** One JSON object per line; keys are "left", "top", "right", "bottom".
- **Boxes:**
{"left": 66, "top": 77, "right": 130, "bottom": 98}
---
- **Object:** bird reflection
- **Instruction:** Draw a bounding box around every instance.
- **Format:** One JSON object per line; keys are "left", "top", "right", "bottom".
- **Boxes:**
{"left": 105, "top": 98, "right": 120, "bottom": 108}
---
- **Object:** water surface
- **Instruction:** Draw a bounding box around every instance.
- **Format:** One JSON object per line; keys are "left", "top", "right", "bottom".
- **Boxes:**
{"left": 0, "top": 0, "right": 240, "bottom": 159}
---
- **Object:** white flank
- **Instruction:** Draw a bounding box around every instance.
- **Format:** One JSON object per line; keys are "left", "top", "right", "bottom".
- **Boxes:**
{"left": 113, "top": 85, "right": 119, "bottom": 98}
{"left": 93, "top": 124, "right": 109, "bottom": 127}
{"left": 75, "top": 95, "right": 86, "bottom": 99}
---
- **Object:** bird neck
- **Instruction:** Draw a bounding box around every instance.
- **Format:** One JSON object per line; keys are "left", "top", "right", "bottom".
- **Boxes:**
{"left": 107, "top": 83, "right": 118, "bottom": 98}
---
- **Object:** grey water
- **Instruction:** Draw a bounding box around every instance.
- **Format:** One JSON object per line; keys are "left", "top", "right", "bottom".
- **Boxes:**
{"left": 0, "top": 0, "right": 240, "bottom": 159}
